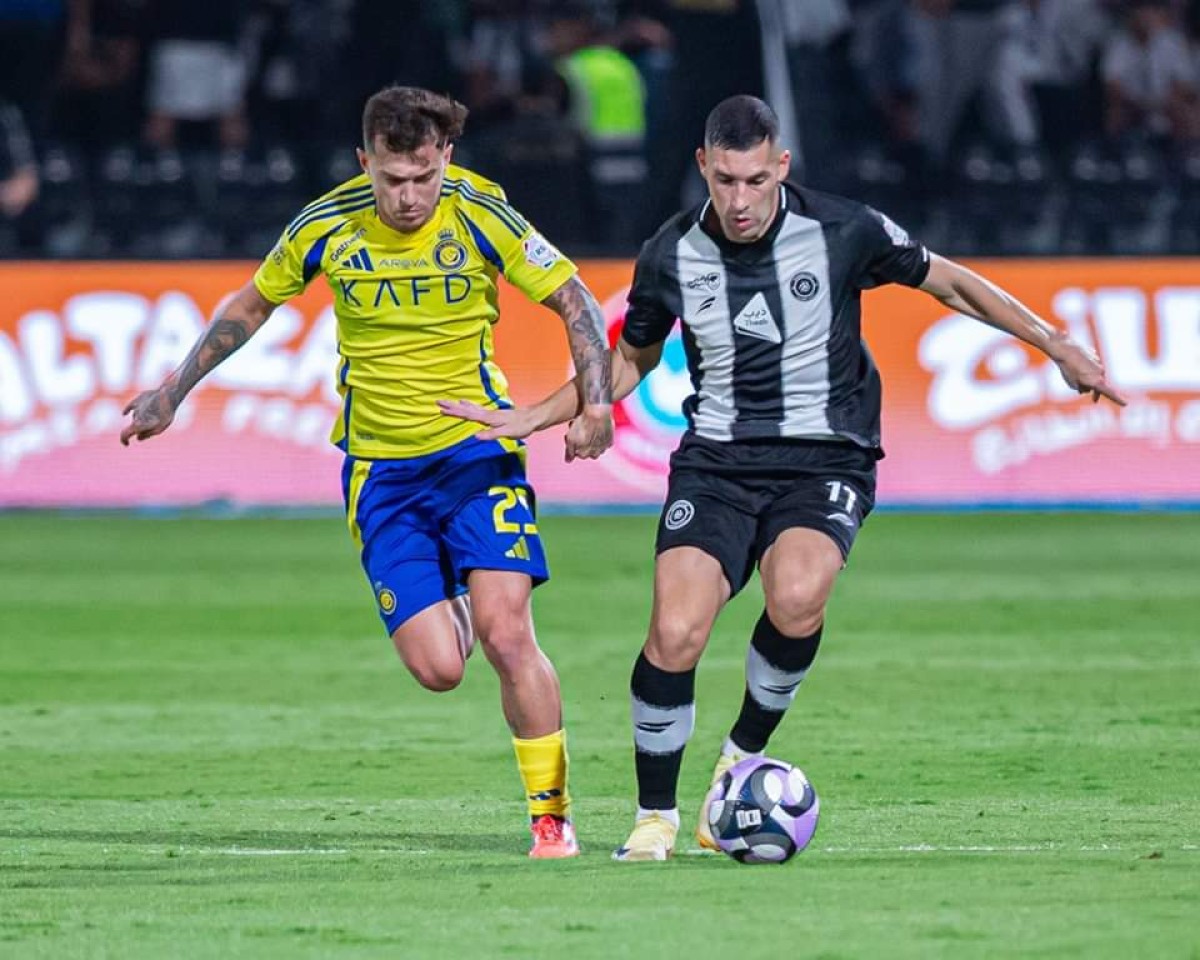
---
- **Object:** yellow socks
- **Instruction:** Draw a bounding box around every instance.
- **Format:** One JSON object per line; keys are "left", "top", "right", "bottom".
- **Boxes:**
{"left": 512, "top": 729, "right": 571, "bottom": 820}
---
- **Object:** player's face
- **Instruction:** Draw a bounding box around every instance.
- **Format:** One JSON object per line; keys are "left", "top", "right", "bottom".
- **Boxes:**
{"left": 358, "top": 137, "right": 453, "bottom": 233}
{"left": 697, "top": 139, "right": 790, "bottom": 243}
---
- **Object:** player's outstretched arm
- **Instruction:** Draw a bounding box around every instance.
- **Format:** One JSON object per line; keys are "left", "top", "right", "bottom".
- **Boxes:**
{"left": 919, "top": 254, "right": 1127, "bottom": 406}
{"left": 119, "top": 281, "right": 278, "bottom": 445}
{"left": 439, "top": 336, "right": 663, "bottom": 461}
{"left": 540, "top": 275, "right": 614, "bottom": 460}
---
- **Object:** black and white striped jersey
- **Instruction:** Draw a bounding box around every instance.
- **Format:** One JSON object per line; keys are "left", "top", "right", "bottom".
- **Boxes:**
{"left": 621, "top": 182, "right": 930, "bottom": 452}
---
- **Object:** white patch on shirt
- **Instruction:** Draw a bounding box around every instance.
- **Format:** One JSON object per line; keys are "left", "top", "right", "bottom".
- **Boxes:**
{"left": 876, "top": 211, "right": 911, "bottom": 247}
{"left": 732, "top": 292, "right": 781, "bottom": 344}
{"left": 523, "top": 232, "right": 561, "bottom": 269}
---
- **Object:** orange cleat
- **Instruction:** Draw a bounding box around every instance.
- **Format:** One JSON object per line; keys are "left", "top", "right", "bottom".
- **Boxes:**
{"left": 529, "top": 814, "right": 579, "bottom": 859}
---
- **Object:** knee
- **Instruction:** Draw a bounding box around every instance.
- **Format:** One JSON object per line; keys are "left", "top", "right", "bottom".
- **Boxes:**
{"left": 402, "top": 653, "right": 465, "bottom": 693}
{"left": 646, "top": 615, "right": 709, "bottom": 670}
{"left": 409, "top": 661, "right": 464, "bottom": 692}
{"left": 765, "top": 580, "right": 827, "bottom": 638}
{"left": 476, "top": 614, "right": 538, "bottom": 678}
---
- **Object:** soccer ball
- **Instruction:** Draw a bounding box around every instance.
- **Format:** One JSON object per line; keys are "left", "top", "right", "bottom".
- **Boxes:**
{"left": 705, "top": 756, "right": 819, "bottom": 864}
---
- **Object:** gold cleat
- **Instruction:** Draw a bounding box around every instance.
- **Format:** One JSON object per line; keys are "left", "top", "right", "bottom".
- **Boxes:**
{"left": 612, "top": 812, "right": 678, "bottom": 862}
{"left": 696, "top": 751, "right": 748, "bottom": 851}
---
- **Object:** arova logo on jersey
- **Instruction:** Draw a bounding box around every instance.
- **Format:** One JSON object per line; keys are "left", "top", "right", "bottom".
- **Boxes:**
{"left": 590, "top": 286, "right": 690, "bottom": 492}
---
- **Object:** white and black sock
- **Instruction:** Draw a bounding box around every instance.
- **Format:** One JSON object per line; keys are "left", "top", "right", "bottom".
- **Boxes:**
{"left": 729, "top": 612, "right": 821, "bottom": 754}
{"left": 630, "top": 651, "right": 695, "bottom": 811}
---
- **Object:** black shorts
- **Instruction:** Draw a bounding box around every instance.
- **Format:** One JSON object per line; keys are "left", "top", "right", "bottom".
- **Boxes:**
{"left": 655, "top": 435, "right": 878, "bottom": 595}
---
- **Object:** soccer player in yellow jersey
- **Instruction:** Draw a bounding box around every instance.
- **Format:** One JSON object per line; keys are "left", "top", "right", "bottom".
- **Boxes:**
{"left": 119, "top": 86, "right": 614, "bottom": 858}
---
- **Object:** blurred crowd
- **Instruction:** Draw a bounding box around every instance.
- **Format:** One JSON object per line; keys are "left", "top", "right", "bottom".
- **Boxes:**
{"left": 2, "top": 0, "right": 1200, "bottom": 258}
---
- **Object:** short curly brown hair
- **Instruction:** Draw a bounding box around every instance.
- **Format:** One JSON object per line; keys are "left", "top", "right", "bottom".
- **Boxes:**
{"left": 361, "top": 86, "right": 469, "bottom": 154}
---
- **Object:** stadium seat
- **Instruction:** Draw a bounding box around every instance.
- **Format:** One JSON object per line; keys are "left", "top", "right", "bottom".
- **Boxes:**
{"left": 1065, "top": 141, "right": 1171, "bottom": 254}
{"left": 92, "top": 146, "right": 202, "bottom": 256}
{"left": 38, "top": 144, "right": 90, "bottom": 256}
{"left": 1170, "top": 150, "right": 1200, "bottom": 252}
{"left": 460, "top": 117, "right": 590, "bottom": 252}
{"left": 212, "top": 145, "right": 308, "bottom": 257}
{"left": 848, "top": 145, "right": 926, "bottom": 245}
{"left": 949, "top": 143, "right": 1052, "bottom": 255}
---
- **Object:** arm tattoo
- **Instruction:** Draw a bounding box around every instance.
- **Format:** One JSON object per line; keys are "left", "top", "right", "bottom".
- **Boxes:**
{"left": 545, "top": 276, "right": 612, "bottom": 406}
{"left": 165, "top": 315, "right": 253, "bottom": 407}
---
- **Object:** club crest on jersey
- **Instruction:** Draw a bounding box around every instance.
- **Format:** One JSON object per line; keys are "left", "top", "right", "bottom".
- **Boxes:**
{"left": 663, "top": 499, "right": 695, "bottom": 531}
{"left": 789, "top": 271, "right": 820, "bottom": 301}
{"left": 523, "top": 232, "right": 560, "bottom": 269}
{"left": 433, "top": 232, "right": 468, "bottom": 271}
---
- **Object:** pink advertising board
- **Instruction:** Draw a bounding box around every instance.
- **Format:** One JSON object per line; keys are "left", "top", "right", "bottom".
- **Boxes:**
{"left": 1, "top": 260, "right": 1197, "bottom": 508}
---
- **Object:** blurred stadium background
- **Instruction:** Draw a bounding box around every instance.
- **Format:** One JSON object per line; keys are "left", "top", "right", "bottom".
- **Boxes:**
{"left": 2, "top": 2, "right": 1199, "bottom": 958}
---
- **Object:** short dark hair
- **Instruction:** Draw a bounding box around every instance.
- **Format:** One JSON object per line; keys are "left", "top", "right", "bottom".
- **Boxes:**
{"left": 362, "top": 86, "right": 468, "bottom": 154}
{"left": 704, "top": 95, "right": 779, "bottom": 151}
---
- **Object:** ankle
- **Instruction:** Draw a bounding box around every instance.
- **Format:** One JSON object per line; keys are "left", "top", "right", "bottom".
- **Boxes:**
{"left": 637, "top": 806, "right": 680, "bottom": 828}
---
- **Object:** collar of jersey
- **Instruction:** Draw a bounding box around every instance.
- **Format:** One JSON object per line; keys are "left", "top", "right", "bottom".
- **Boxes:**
{"left": 370, "top": 205, "right": 447, "bottom": 248}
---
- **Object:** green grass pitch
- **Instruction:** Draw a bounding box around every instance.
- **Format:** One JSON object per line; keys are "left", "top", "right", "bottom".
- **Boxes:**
{"left": 1, "top": 511, "right": 1197, "bottom": 959}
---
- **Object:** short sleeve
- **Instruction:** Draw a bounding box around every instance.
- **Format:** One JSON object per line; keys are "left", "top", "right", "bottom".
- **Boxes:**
{"left": 502, "top": 223, "right": 578, "bottom": 302}
{"left": 253, "top": 229, "right": 307, "bottom": 304}
{"left": 858, "top": 206, "right": 930, "bottom": 290}
{"left": 620, "top": 240, "right": 676, "bottom": 348}
{"left": 457, "top": 182, "right": 578, "bottom": 302}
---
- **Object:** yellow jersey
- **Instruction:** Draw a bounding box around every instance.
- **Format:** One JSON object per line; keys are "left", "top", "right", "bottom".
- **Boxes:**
{"left": 253, "top": 164, "right": 577, "bottom": 459}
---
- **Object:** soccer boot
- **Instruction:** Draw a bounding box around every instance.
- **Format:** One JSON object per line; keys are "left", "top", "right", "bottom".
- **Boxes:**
{"left": 612, "top": 812, "right": 677, "bottom": 862}
{"left": 529, "top": 815, "right": 579, "bottom": 859}
{"left": 695, "top": 750, "right": 749, "bottom": 851}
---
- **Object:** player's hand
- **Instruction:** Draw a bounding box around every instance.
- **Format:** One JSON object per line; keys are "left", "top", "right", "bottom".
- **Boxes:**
{"left": 120, "top": 387, "right": 177, "bottom": 446}
{"left": 564, "top": 405, "right": 613, "bottom": 463}
{"left": 437, "top": 399, "right": 543, "bottom": 440}
{"left": 1049, "top": 337, "right": 1127, "bottom": 407}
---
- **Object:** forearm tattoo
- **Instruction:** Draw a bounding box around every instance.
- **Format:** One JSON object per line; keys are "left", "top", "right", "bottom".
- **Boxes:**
{"left": 545, "top": 277, "right": 612, "bottom": 407}
{"left": 165, "top": 316, "right": 253, "bottom": 407}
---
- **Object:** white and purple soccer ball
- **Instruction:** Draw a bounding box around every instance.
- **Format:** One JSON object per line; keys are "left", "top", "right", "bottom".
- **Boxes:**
{"left": 706, "top": 756, "right": 819, "bottom": 864}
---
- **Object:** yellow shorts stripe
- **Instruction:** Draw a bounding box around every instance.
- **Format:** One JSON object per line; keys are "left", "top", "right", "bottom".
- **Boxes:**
{"left": 346, "top": 459, "right": 374, "bottom": 549}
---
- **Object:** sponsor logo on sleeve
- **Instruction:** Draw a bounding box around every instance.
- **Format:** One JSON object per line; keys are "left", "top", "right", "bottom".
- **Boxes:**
{"left": 523, "top": 232, "right": 561, "bottom": 269}
{"left": 874, "top": 211, "right": 911, "bottom": 247}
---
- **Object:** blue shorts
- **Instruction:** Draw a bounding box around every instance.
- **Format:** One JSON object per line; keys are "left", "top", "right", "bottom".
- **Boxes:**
{"left": 342, "top": 438, "right": 549, "bottom": 634}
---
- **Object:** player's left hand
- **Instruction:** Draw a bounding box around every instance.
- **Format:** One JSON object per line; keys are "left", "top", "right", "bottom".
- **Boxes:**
{"left": 564, "top": 406, "right": 613, "bottom": 462}
{"left": 437, "top": 399, "right": 542, "bottom": 440}
{"left": 1049, "top": 337, "right": 1127, "bottom": 406}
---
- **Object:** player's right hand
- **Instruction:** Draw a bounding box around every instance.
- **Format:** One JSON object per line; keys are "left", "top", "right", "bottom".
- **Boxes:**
{"left": 564, "top": 406, "right": 613, "bottom": 462}
{"left": 437, "top": 399, "right": 541, "bottom": 440}
{"left": 120, "top": 388, "right": 177, "bottom": 446}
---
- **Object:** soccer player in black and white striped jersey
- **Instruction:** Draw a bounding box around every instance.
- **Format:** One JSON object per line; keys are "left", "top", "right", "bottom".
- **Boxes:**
{"left": 441, "top": 95, "right": 1126, "bottom": 861}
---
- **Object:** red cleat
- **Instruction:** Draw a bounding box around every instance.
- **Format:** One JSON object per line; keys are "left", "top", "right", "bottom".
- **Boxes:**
{"left": 529, "top": 815, "right": 579, "bottom": 859}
